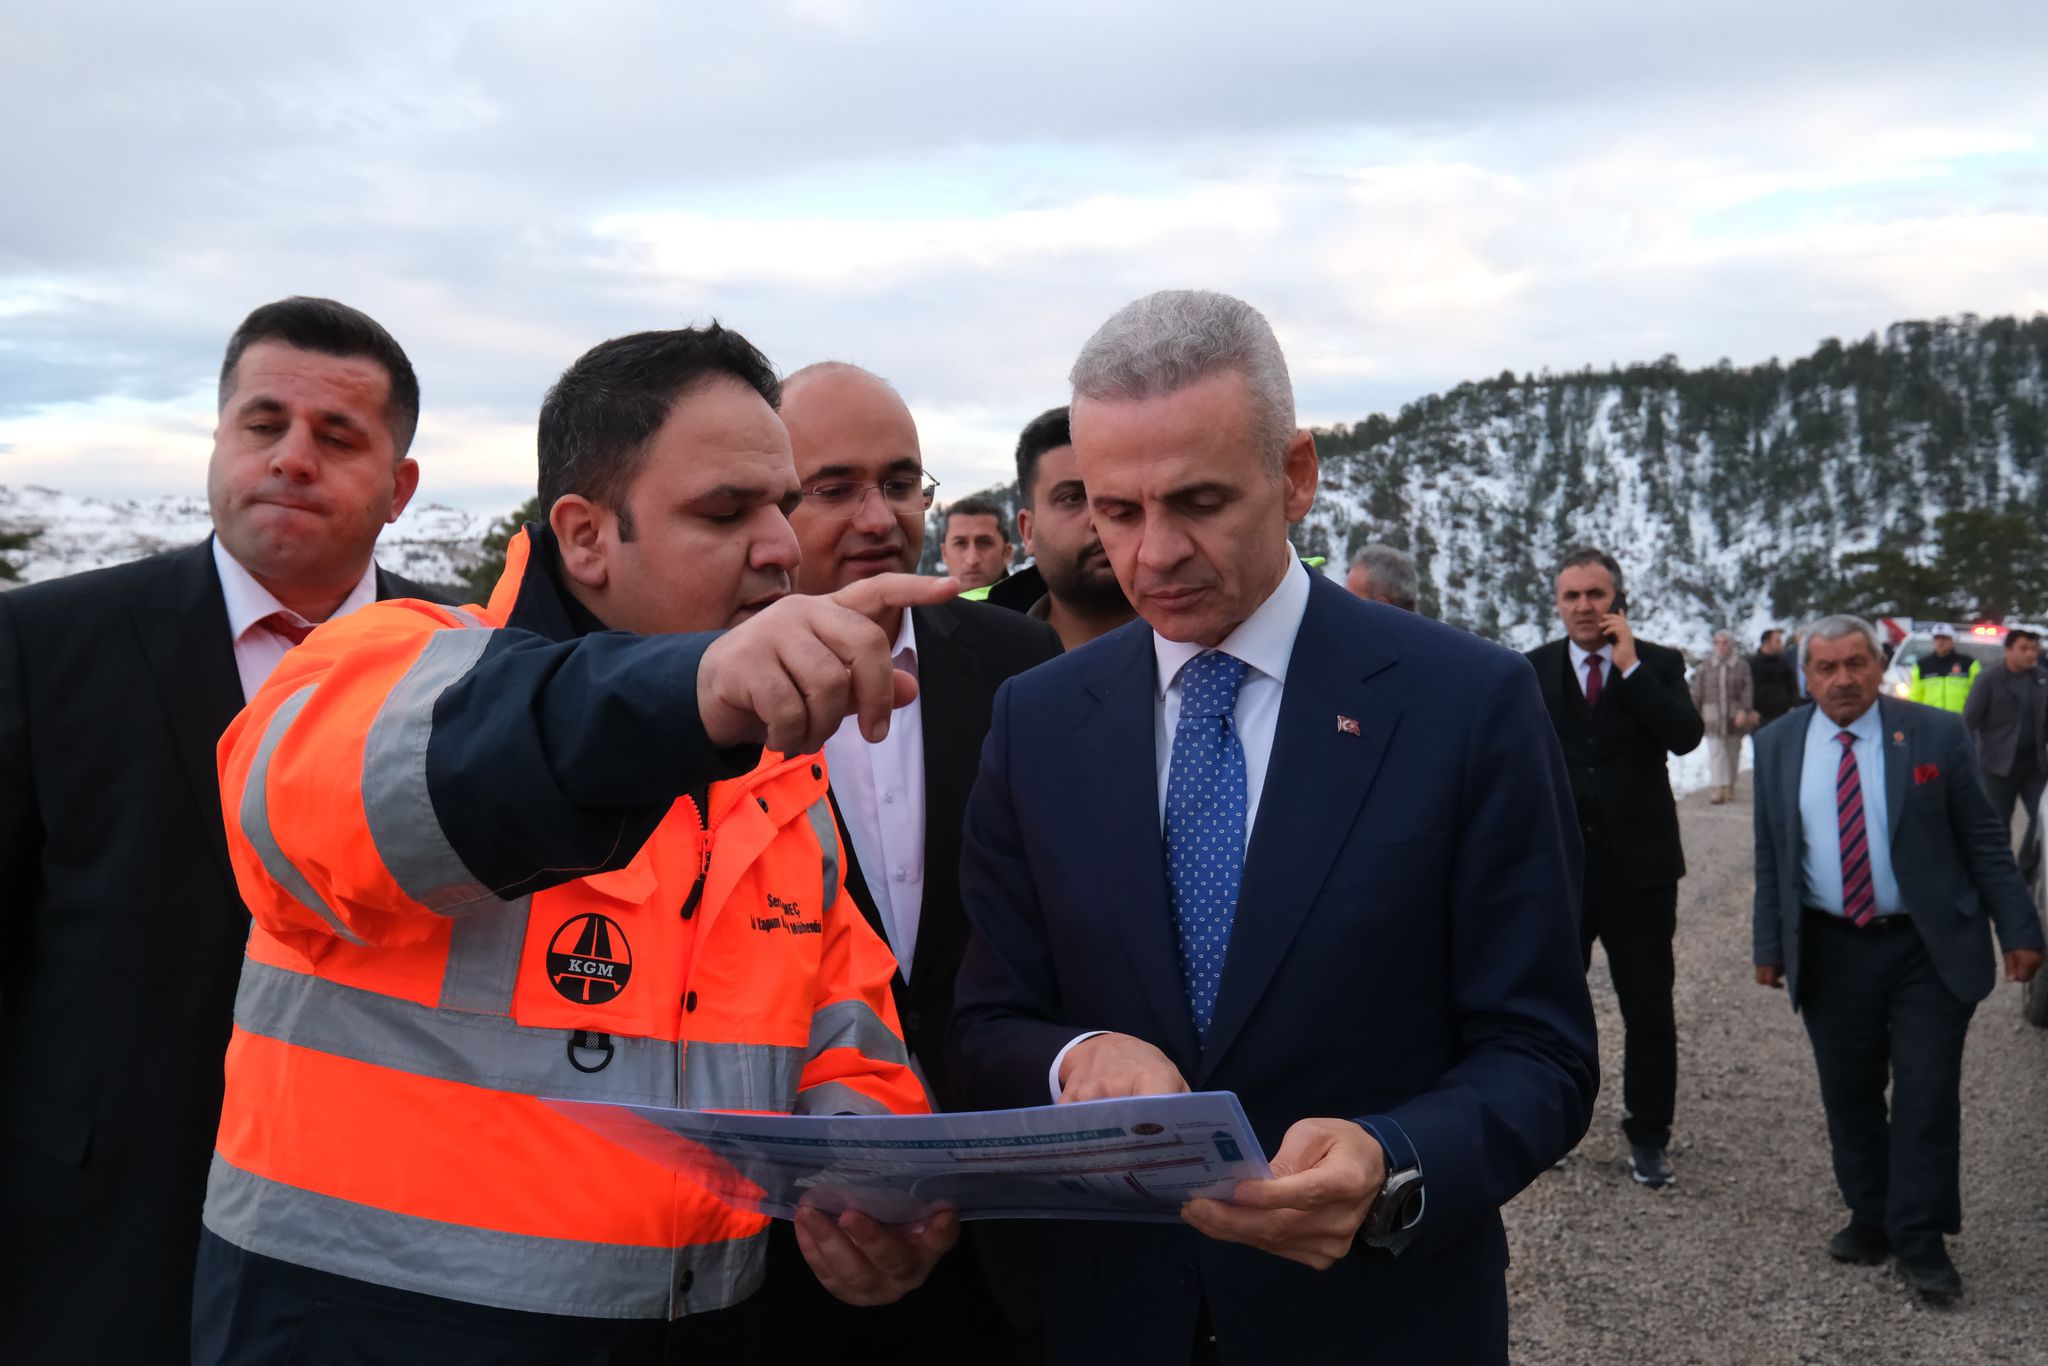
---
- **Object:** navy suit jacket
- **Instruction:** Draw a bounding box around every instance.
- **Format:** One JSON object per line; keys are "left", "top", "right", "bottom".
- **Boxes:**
{"left": 948, "top": 574, "right": 1598, "bottom": 1362}
{"left": 1752, "top": 696, "right": 2044, "bottom": 1006}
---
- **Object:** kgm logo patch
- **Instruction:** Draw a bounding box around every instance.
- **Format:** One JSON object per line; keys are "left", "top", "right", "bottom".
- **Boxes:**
{"left": 547, "top": 914, "right": 633, "bottom": 1004}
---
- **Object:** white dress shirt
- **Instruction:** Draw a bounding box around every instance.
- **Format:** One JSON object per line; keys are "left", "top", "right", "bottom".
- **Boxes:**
{"left": 1050, "top": 553, "right": 1313, "bottom": 1098}
{"left": 211, "top": 537, "right": 379, "bottom": 703}
{"left": 1565, "top": 638, "right": 1640, "bottom": 696}
{"left": 1797, "top": 701, "right": 1903, "bottom": 918}
{"left": 821, "top": 610, "right": 926, "bottom": 981}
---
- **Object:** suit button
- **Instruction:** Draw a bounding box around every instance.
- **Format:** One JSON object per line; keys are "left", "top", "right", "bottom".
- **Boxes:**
{"left": 903, "top": 1009, "right": 924, "bottom": 1035}
{"left": 1175, "top": 1262, "right": 1198, "bottom": 1290}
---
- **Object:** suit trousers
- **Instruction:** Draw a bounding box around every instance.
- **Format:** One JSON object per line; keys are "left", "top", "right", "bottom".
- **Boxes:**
{"left": 1797, "top": 913, "right": 1976, "bottom": 1257}
{"left": 1980, "top": 761, "right": 2045, "bottom": 877}
{"left": 1579, "top": 860, "right": 1678, "bottom": 1149}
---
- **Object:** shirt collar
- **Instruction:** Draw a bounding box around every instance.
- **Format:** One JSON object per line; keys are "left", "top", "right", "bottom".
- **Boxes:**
{"left": 893, "top": 606, "right": 918, "bottom": 669}
{"left": 1567, "top": 638, "right": 1614, "bottom": 672}
{"left": 1153, "top": 554, "right": 1311, "bottom": 697}
{"left": 211, "top": 535, "right": 378, "bottom": 642}
{"left": 1808, "top": 699, "right": 1881, "bottom": 743}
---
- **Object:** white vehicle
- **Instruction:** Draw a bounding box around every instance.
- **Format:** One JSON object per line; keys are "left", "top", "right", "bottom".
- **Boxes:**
{"left": 1880, "top": 622, "right": 2033, "bottom": 702}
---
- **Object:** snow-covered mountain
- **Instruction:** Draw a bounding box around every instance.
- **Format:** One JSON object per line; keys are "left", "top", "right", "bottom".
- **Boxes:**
{"left": 0, "top": 485, "right": 488, "bottom": 591}
{"left": 925, "top": 313, "right": 2048, "bottom": 656}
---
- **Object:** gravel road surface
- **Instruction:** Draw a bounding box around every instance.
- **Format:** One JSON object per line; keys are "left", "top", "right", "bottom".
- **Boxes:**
{"left": 1504, "top": 773, "right": 2048, "bottom": 1365}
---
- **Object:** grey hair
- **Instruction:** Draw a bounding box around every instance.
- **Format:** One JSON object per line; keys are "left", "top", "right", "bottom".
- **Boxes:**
{"left": 1713, "top": 628, "right": 1735, "bottom": 645}
{"left": 1068, "top": 289, "right": 1296, "bottom": 469}
{"left": 1799, "top": 614, "right": 1883, "bottom": 672}
{"left": 1350, "top": 543, "right": 1419, "bottom": 612}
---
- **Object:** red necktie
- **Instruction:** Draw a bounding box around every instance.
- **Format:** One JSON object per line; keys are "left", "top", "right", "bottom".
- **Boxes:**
{"left": 1583, "top": 655, "right": 1604, "bottom": 707}
{"left": 259, "top": 611, "right": 314, "bottom": 648}
{"left": 1835, "top": 731, "right": 1876, "bottom": 926}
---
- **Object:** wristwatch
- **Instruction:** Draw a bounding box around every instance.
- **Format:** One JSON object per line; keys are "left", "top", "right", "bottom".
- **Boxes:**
{"left": 1354, "top": 1117, "right": 1425, "bottom": 1255}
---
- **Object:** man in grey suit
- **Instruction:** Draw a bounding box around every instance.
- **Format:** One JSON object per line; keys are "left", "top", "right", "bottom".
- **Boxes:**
{"left": 1961, "top": 626, "right": 2048, "bottom": 872}
{"left": 1752, "top": 615, "right": 2044, "bottom": 1304}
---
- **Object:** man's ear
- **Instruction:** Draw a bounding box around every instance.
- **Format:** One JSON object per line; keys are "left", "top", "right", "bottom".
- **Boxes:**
{"left": 1281, "top": 429, "right": 1319, "bottom": 523}
{"left": 386, "top": 458, "right": 421, "bottom": 523}
{"left": 550, "top": 494, "right": 611, "bottom": 590}
{"left": 1016, "top": 507, "right": 1036, "bottom": 556}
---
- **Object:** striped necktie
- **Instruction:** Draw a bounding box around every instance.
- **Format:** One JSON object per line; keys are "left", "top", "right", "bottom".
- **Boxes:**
{"left": 1835, "top": 731, "right": 1876, "bottom": 926}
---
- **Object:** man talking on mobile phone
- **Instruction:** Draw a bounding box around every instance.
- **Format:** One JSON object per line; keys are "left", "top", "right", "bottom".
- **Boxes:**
{"left": 1526, "top": 548, "right": 1703, "bottom": 1189}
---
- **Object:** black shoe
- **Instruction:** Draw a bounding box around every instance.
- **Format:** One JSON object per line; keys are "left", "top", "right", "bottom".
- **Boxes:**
{"left": 1897, "top": 1248, "right": 1962, "bottom": 1305}
{"left": 1826, "top": 1221, "right": 1891, "bottom": 1266}
{"left": 1628, "top": 1145, "right": 1674, "bottom": 1188}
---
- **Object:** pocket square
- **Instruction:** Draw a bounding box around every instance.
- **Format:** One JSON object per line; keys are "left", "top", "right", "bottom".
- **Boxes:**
{"left": 1913, "top": 763, "right": 1941, "bottom": 785}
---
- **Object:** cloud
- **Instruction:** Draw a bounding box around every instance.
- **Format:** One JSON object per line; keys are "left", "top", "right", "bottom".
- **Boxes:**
{"left": 3, "top": 1, "right": 2047, "bottom": 511}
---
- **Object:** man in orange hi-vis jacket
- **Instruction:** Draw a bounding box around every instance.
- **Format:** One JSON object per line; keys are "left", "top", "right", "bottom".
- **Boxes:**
{"left": 192, "top": 325, "right": 960, "bottom": 1366}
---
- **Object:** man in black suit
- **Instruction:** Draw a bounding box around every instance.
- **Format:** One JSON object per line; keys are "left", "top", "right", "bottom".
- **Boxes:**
{"left": 0, "top": 296, "right": 445, "bottom": 1364}
{"left": 1526, "top": 548, "right": 1703, "bottom": 1188}
{"left": 1753, "top": 616, "right": 2042, "bottom": 1302}
{"left": 742, "top": 362, "right": 1059, "bottom": 1361}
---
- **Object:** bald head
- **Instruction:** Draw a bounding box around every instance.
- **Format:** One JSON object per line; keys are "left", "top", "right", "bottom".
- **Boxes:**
{"left": 782, "top": 361, "right": 928, "bottom": 596}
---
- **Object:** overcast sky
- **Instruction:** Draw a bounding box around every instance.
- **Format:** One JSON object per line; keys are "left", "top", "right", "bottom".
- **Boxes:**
{"left": 4, "top": 0, "right": 2046, "bottom": 518}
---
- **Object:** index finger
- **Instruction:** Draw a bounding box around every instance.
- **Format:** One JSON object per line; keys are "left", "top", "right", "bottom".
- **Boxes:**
{"left": 1227, "top": 1168, "right": 1341, "bottom": 1212}
{"left": 831, "top": 572, "right": 961, "bottom": 626}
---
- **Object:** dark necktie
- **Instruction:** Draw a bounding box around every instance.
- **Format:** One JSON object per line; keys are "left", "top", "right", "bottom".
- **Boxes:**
{"left": 1164, "top": 651, "right": 1249, "bottom": 1043}
{"left": 259, "top": 611, "right": 314, "bottom": 648}
{"left": 1584, "top": 655, "right": 1604, "bottom": 707}
{"left": 1835, "top": 731, "right": 1876, "bottom": 926}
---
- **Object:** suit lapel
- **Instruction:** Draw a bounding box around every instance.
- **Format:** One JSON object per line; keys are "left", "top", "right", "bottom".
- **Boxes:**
{"left": 1532, "top": 641, "right": 1568, "bottom": 732}
{"left": 1778, "top": 704, "right": 1811, "bottom": 863}
{"left": 130, "top": 539, "right": 246, "bottom": 899}
{"left": 906, "top": 605, "right": 977, "bottom": 989}
{"left": 1880, "top": 696, "right": 1911, "bottom": 835}
{"left": 1200, "top": 578, "right": 1399, "bottom": 1078}
{"left": 1074, "top": 625, "right": 1202, "bottom": 1070}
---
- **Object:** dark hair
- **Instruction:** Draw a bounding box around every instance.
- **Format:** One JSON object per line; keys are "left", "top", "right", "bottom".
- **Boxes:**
{"left": 219, "top": 296, "right": 421, "bottom": 455}
{"left": 943, "top": 497, "right": 1011, "bottom": 543}
{"left": 2008, "top": 629, "right": 2040, "bottom": 648}
{"left": 1555, "top": 546, "right": 1627, "bottom": 610}
{"left": 1760, "top": 628, "right": 1784, "bottom": 648}
{"left": 537, "top": 324, "right": 780, "bottom": 540}
{"left": 1013, "top": 407, "right": 1072, "bottom": 507}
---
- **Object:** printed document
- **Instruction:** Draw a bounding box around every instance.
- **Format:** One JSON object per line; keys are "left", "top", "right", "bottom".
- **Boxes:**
{"left": 544, "top": 1090, "right": 1272, "bottom": 1224}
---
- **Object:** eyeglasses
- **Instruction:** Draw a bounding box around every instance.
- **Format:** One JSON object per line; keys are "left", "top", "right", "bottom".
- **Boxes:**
{"left": 798, "top": 474, "right": 939, "bottom": 520}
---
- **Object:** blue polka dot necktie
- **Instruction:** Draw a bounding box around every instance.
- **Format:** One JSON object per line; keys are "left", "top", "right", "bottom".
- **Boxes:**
{"left": 1165, "top": 650, "right": 1250, "bottom": 1044}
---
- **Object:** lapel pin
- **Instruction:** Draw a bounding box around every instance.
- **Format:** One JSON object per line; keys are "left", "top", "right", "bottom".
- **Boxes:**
{"left": 1337, "top": 715, "right": 1361, "bottom": 736}
{"left": 1892, "top": 731, "right": 1905, "bottom": 744}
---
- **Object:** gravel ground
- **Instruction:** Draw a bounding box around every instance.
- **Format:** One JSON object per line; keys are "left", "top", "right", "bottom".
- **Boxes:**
{"left": 1504, "top": 772, "right": 2048, "bottom": 1365}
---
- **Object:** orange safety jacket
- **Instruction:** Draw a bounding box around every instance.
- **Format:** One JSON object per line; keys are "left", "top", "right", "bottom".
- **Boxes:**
{"left": 203, "top": 527, "right": 926, "bottom": 1320}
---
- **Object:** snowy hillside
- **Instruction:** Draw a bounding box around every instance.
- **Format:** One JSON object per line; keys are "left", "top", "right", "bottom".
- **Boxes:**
{"left": 1294, "top": 314, "right": 2048, "bottom": 653}
{"left": 0, "top": 485, "right": 487, "bottom": 591}
{"left": 923, "top": 314, "right": 2048, "bottom": 658}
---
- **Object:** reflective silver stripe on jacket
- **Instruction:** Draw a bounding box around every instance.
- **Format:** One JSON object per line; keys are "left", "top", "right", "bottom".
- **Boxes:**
{"left": 240, "top": 686, "right": 368, "bottom": 946}
{"left": 804, "top": 999, "right": 909, "bottom": 1070}
{"left": 438, "top": 896, "right": 529, "bottom": 1014}
{"left": 793, "top": 1079, "right": 897, "bottom": 1116}
{"left": 803, "top": 797, "right": 840, "bottom": 913}
{"left": 235, "top": 960, "right": 802, "bottom": 1111}
{"left": 361, "top": 626, "right": 498, "bottom": 914}
{"left": 203, "top": 1154, "right": 766, "bottom": 1321}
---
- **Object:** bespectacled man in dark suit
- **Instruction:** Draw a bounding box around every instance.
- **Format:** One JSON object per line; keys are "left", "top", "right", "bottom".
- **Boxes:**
{"left": 948, "top": 289, "right": 1597, "bottom": 1365}
{"left": 742, "top": 362, "right": 1061, "bottom": 1365}
{"left": 0, "top": 297, "right": 447, "bottom": 1363}
{"left": 1525, "top": 549, "right": 1703, "bottom": 1189}
{"left": 1753, "top": 616, "right": 2043, "bottom": 1304}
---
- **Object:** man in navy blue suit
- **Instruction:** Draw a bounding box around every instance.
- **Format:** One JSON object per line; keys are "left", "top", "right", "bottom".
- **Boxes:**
{"left": 948, "top": 289, "right": 1598, "bottom": 1364}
